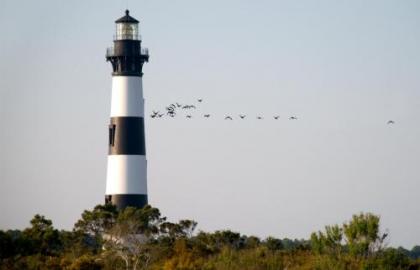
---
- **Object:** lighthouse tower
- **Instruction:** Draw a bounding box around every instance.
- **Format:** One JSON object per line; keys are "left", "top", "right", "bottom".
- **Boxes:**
{"left": 105, "top": 10, "right": 149, "bottom": 210}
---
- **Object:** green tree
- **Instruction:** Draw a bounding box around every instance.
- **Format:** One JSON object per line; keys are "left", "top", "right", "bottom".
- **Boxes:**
{"left": 377, "top": 248, "right": 410, "bottom": 270}
{"left": 243, "top": 236, "right": 261, "bottom": 249}
{"left": 158, "top": 219, "right": 197, "bottom": 251}
{"left": 103, "top": 205, "right": 165, "bottom": 270}
{"left": 74, "top": 204, "right": 118, "bottom": 237}
{"left": 189, "top": 230, "right": 244, "bottom": 256}
{"left": 311, "top": 224, "right": 342, "bottom": 257}
{"left": 264, "top": 236, "right": 283, "bottom": 251}
{"left": 73, "top": 203, "right": 118, "bottom": 253}
{"left": 410, "top": 245, "right": 420, "bottom": 259}
{"left": 343, "top": 213, "right": 387, "bottom": 258}
{"left": 22, "top": 214, "right": 62, "bottom": 255}
{"left": 0, "top": 231, "right": 14, "bottom": 258}
{"left": 311, "top": 231, "right": 325, "bottom": 254}
{"left": 281, "top": 238, "right": 301, "bottom": 250}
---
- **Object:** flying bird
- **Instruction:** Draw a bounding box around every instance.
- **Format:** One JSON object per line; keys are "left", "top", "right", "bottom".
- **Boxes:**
{"left": 204, "top": 114, "right": 210, "bottom": 118}
{"left": 151, "top": 111, "right": 160, "bottom": 118}
{"left": 225, "top": 116, "right": 233, "bottom": 120}
{"left": 257, "top": 116, "right": 263, "bottom": 120}
{"left": 167, "top": 110, "right": 176, "bottom": 117}
{"left": 186, "top": 115, "right": 192, "bottom": 118}
{"left": 198, "top": 99, "right": 203, "bottom": 102}
{"left": 387, "top": 120, "right": 395, "bottom": 124}
{"left": 274, "top": 116, "right": 280, "bottom": 120}
{"left": 289, "top": 116, "right": 298, "bottom": 120}
{"left": 239, "top": 115, "right": 246, "bottom": 119}
{"left": 182, "top": 105, "right": 196, "bottom": 109}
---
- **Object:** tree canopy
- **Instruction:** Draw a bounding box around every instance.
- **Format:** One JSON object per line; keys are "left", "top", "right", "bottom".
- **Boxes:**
{"left": 0, "top": 206, "right": 419, "bottom": 270}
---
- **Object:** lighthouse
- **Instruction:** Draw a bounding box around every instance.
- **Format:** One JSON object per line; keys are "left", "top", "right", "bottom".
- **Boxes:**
{"left": 105, "top": 10, "right": 149, "bottom": 210}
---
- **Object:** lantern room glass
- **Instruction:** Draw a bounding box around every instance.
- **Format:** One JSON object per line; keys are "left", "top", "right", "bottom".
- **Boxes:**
{"left": 115, "top": 23, "right": 139, "bottom": 40}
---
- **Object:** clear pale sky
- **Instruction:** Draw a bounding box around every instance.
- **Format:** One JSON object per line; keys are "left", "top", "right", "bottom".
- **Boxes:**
{"left": 1, "top": 0, "right": 419, "bottom": 248}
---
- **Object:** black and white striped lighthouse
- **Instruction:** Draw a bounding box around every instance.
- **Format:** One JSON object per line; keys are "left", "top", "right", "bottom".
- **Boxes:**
{"left": 105, "top": 10, "right": 149, "bottom": 210}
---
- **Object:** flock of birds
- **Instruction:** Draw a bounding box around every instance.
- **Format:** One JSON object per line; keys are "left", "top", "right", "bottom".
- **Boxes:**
{"left": 150, "top": 99, "right": 300, "bottom": 121}
{"left": 149, "top": 98, "right": 396, "bottom": 124}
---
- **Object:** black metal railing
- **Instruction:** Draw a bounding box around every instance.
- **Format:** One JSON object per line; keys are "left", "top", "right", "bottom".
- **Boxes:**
{"left": 106, "top": 47, "right": 149, "bottom": 58}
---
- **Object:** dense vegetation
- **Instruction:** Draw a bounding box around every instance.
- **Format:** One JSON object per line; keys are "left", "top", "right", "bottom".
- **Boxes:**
{"left": 0, "top": 204, "right": 419, "bottom": 269}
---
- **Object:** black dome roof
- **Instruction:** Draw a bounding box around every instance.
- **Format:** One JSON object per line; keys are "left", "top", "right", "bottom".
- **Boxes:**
{"left": 115, "top": 10, "right": 139, "bottom": 23}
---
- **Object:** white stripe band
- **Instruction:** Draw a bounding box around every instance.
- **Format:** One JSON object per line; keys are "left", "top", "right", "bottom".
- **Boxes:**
{"left": 106, "top": 155, "right": 148, "bottom": 194}
{"left": 110, "top": 76, "right": 144, "bottom": 117}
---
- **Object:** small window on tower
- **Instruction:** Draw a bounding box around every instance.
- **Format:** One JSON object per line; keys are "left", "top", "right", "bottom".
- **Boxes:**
{"left": 109, "top": 124, "right": 116, "bottom": 146}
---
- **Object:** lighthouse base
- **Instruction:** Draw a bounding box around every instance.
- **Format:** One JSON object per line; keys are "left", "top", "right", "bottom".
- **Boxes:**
{"left": 105, "top": 194, "right": 148, "bottom": 210}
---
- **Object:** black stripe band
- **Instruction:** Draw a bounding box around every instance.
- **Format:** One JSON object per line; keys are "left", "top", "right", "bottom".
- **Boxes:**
{"left": 108, "top": 117, "right": 146, "bottom": 155}
{"left": 105, "top": 194, "right": 148, "bottom": 210}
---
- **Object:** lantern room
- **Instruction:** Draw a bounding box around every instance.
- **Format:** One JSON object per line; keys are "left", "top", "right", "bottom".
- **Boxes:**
{"left": 115, "top": 10, "right": 140, "bottom": 40}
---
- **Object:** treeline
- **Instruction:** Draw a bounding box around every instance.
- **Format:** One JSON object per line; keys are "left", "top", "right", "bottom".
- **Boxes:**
{"left": 0, "top": 204, "right": 419, "bottom": 270}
